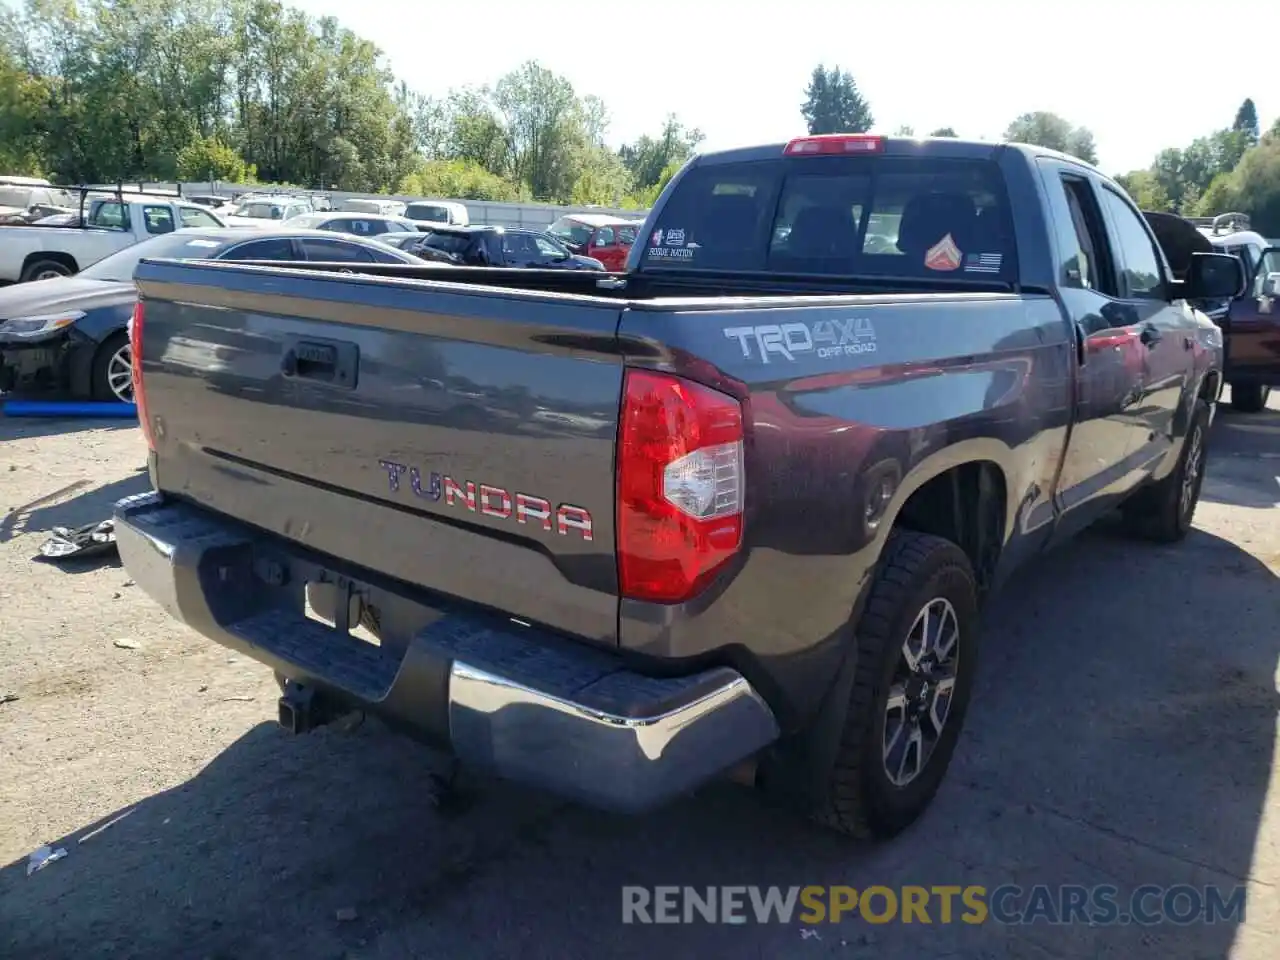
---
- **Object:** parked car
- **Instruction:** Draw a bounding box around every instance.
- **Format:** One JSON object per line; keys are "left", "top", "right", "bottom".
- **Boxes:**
{"left": 0, "top": 193, "right": 229, "bottom": 283}
{"left": 404, "top": 199, "right": 470, "bottom": 228}
{"left": 187, "top": 194, "right": 233, "bottom": 210}
{"left": 1191, "top": 213, "right": 1279, "bottom": 412}
{"left": 283, "top": 212, "right": 419, "bottom": 237}
{"left": 372, "top": 231, "right": 465, "bottom": 264}
{"left": 405, "top": 225, "right": 605, "bottom": 270}
{"left": 0, "top": 226, "right": 425, "bottom": 402}
{"left": 337, "top": 197, "right": 407, "bottom": 217}
{"left": 118, "top": 134, "right": 1241, "bottom": 840}
{"left": 0, "top": 176, "right": 77, "bottom": 225}
{"left": 222, "top": 195, "right": 313, "bottom": 227}
{"left": 546, "top": 213, "right": 641, "bottom": 270}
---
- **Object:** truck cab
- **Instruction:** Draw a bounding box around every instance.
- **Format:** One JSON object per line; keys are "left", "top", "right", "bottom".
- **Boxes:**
{"left": 0, "top": 192, "right": 228, "bottom": 282}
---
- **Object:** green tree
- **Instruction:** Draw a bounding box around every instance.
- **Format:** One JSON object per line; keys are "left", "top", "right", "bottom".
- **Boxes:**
{"left": 491, "top": 60, "right": 583, "bottom": 200}
{"left": 1115, "top": 169, "right": 1171, "bottom": 211}
{"left": 176, "top": 135, "right": 249, "bottom": 182}
{"left": 800, "top": 64, "right": 873, "bottom": 135}
{"left": 619, "top": 114, "right": 702, "bottom": 189}
{"left": 1231, "top": 140, "right": 1280, "bottom": 235}
{"left": 398, "top": 159, "right": 524, "bottom": 201}
{"left": 1233, "top": 98, "right": 1260, "bottom": 145}
{"left": 1194, "top": 173, "right": 1240, "bottom": 218}
{"left": 1003, "top": 112, "right": 1097, "bottom": 164}
{"left": 929, "top": 127, "right": 957, "bottom": 138}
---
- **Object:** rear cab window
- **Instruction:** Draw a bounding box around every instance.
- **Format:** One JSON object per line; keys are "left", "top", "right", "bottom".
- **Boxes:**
{"left": 641, "top": 151, "right": 1016, "bottom": 283}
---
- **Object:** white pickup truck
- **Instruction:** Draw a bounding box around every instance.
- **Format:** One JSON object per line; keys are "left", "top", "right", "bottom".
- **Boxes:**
{"left": 0, "top": 194, "right": 228, "bottom": 283}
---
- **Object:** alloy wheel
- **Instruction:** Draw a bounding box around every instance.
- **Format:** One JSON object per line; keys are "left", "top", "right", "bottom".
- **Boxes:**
{"left": 106, "top": 344, "right": 133, "bottom": 403}
{"left": 883, "top": 597, "right": 961, "bottom": 787}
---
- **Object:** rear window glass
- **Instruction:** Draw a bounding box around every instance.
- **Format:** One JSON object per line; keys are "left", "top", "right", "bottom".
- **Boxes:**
{"left": 642, "top": 156, "right": 1015, "bottom": 281}
{"left": 407, "top": 204, "right": 451, "bottom": 222}
{"left": 548, "top": 218, "right": 594, "bottom": 247}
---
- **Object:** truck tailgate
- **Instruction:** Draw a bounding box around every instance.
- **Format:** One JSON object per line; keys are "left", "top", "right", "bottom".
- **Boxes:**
{"left": 133, "top": 260, "right": 625, "bottom": 643}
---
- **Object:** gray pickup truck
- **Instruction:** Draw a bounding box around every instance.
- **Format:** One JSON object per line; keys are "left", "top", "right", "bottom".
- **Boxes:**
{"left": 115, "top": 135, "right": 1244, "bottom": 840}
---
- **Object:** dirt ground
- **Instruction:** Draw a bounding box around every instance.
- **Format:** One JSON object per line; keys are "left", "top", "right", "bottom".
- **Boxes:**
{"left": 1, "top": 397, "right": 1278, "bottom": 960}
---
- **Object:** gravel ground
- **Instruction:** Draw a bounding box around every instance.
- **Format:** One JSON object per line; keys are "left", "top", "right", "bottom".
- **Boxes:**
{"left": 0, "top": 396, "right": 1277, "bottom": 960}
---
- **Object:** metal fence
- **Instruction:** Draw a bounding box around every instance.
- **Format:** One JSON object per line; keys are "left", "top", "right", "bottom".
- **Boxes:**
{"left": 128, "top": 181, "right": 651, "bottom": 228}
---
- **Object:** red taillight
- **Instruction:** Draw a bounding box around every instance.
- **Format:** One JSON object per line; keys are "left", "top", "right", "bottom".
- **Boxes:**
{"left": 617, "top": 370, "right": 745, "bottom": 604}
{"left": 783, "top": 134, "right": 884, "bottom": 156}
{"left": 129, "top": 300, "right": 155, "bottom": 450}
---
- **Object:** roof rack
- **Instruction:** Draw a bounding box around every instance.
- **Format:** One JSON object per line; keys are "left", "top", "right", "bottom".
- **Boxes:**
{"left": 1187, "top": 212, "right": 1252, "bottom": 236}
{"left": 56, "top": 182, "right": 185, "bottom": 222}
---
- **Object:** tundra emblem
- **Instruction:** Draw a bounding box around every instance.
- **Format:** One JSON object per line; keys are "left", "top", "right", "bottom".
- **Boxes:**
{"left": 377, "top": 460, "right": 593, "bottom": 541}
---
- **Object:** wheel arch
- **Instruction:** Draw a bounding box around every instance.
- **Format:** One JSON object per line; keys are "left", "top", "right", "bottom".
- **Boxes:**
{"left": 21, "top": 251, "right": 79, "bottom": 278}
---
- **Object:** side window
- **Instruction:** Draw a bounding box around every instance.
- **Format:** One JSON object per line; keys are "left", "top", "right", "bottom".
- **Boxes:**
{"left": 143, "top": 205, "right": 175, "bottom": 235}
{"left": 367, "top": 245, "right": 411, "bottom": 264}
{"left": 180, "top": 207, "right": 221, "bottom": 228}
{"left": 595, "top": 226, "right": 615, "bottom": 247}
{"left": 1099, "top": 188, "right": 1164, "bottom": 300}
{"left": 1058, "top": 177, "right": 1117, "bottom": 297}
{"left": 1256, "top": 249, "right": 1280, "bottom": 298}
{"left": 298, "top": 238, "right": 374, "bottom": 263}
{"left": 535, "top": 236, "right": 565, "bottom": 258}
{"left": 617, "top": 225, "right": 638, "bottom": 245}
{"left": 223, "top": 238, "right": 296, "bottom": 261}
{"left": 89, "top": 201, "right": 128, "bottom": 229}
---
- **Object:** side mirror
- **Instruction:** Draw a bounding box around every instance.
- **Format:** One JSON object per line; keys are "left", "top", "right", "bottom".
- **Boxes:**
{"left": 1263, "top": 273, "right": 1280, "bottom": 299}
{"left": 1184, "top": 252, "right": 1246, "bottom": 301}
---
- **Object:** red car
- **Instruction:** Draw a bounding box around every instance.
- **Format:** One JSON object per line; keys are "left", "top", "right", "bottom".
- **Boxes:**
{"left": 546, "top": 214, "right": 641, "bottom": 271}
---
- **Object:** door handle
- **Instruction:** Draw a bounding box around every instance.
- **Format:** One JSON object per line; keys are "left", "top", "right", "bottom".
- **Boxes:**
{"left": 1139, "top": 324, "right": 1162, "bottom": 347}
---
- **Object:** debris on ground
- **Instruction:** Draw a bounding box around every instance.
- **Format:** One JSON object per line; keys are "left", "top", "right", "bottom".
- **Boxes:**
{"left": 77, "top": 808, "right": 136, "bottom": 845}
{"left": 26, "top": 845, "right": 68, "bottom": 876}
{"left": 36, "top": 519, "right": 117, "bottom": 562}
{"left": 113, "top": 638, "right": 141, "bottom": 650}
{"left": 1, "top": 692, "right": 18, "bottom": 706}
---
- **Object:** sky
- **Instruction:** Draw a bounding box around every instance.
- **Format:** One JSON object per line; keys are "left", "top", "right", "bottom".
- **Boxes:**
{"left": 287, "top": 0, "right": 1278, "bottom": 175}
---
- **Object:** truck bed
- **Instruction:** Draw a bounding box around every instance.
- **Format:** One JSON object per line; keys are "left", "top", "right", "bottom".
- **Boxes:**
{"left": 133, "top": 258, "right": 1064, "bottom": 656}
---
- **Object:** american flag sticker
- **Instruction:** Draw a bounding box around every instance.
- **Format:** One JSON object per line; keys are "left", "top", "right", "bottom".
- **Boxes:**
{"left": 964, "top": 253, "right": 1003, "bottom": 274}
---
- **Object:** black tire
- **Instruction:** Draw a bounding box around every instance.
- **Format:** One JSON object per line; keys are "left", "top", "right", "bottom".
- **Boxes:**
{"left": 20, "top": 258, "right": 74, "bottom": 282}
{"left": 90, "top": 331, "right": 133, "bottom": 402}
{"left": 810, "top": 530, "right": 979, "bottom": 839}
{"left": 1229, "top": 383, "right": 1270, "bottom": 414}
{"left": 1120, "top": 397, "right": 1210, "bottom": 543}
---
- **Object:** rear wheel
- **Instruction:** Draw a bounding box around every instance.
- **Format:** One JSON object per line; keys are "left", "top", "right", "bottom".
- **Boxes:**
{"left": 809, "top": 530, "right": 979, "bottom": 839}
{"left": 91, "top": 332, "right": 133, "bottom": 403}
{"left": 20, "top": 258, "right": 74, "bottom": 282}
{"left": 1230, "top": 383, "right": 1270, "bottom": 413}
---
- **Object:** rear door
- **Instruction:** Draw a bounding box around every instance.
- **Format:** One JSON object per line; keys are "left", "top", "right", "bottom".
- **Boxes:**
{"left": 1093, "top": 182, "right": 1196, "bottom": 462}
{"left": 501, "top": 232, "right": 538, "bottom": 267}
{"left": 1037, "top": 160, "right": 1154, "bottom": 534}
{"left": 1226, "top": 247, "right": 1280, "bottom": 387}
